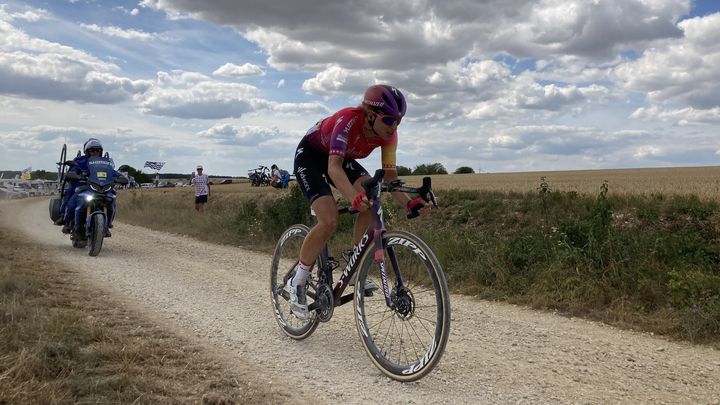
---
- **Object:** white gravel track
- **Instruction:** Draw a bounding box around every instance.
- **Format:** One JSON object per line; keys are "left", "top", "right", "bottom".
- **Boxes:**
{"left": 2, "top": 199, "right": 719, "bottom": 404}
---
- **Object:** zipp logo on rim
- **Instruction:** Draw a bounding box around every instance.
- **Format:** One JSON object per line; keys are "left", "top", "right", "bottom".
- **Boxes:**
{"left": 402, "top": 337, "right": 437, "bottom": 375}
{"left": 387, "top": 237, "right": 427, "bottom": 261}
{"left": 356, "top": 300, "right": 369, "bottom": 337}
{"left": 280, "top": 228, "right": 303, "bottom": 246}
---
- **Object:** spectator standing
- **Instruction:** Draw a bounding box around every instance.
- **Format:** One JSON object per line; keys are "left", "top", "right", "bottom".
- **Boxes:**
{"left": 191, "top": 165, "right": 210, "bottom": 213}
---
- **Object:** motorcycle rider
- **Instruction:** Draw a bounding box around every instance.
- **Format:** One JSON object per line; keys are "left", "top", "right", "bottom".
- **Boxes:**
{"left": 61, "top": 138, "right": 118, "bottom": 237}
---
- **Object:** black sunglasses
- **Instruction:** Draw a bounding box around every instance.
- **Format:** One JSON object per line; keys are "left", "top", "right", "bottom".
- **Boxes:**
{"left": 374, "top": 111, "right": 401, "bottom": 126}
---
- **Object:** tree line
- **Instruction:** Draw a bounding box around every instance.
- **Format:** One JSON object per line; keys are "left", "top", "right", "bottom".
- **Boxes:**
{"left": 1, "top": 163, "right": 477, "bottom": 183}
{"left": 397, "top": 163, "right": 476, "bottom": 175}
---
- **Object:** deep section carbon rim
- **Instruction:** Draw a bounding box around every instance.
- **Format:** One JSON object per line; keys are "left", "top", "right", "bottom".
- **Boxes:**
{"left": 355, "top": 230, "right": 450, "bottom": 382}
{"left": 270, "top": 224, "right": 319, "bottom": 339}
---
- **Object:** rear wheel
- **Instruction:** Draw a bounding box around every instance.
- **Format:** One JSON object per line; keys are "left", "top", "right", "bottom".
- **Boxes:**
{"left": 88, "top": 214, "right": 104, "bottom": 257}
{"left": 354, "top": 230, "right": 450, "bottom": 382}
{"left": 270, "top": 224, "right": 320, "bottom": 339}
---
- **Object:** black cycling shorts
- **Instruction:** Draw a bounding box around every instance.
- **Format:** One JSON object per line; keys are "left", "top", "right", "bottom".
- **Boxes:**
{"left": 293, "top": 136, "right": 369, "bottom": 204}
{"left": 195, "top": 194, "right": 208, "bottom": 204}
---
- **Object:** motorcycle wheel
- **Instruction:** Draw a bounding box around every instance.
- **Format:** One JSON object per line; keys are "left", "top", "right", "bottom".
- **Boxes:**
{"left": 88, "top": 214, "right": 105, "bottom": 257}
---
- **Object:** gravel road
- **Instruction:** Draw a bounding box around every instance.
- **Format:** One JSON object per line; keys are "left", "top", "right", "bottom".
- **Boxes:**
{"left": 3, "top": 199, "right": 719, "bottom": 404}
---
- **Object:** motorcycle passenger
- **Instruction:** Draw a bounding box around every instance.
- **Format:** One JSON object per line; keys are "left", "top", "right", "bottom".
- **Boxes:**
{"left": 61, "top": 138, "right": 118, "bottom": 237}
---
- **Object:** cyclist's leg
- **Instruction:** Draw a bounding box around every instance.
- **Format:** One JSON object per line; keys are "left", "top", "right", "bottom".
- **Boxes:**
{"left": 288, "top": 137, "right": 336, "bottom": 318}
{"left": 299, "top": 196, "right": 339, "bottom": 265}
{"left": 294, "top": 137, "right": 336, "bottom": 269}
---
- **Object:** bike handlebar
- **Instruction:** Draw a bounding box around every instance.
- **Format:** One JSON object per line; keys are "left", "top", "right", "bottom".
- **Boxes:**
{"left": 339, "top": 169, "right": 438, "bottom": 218}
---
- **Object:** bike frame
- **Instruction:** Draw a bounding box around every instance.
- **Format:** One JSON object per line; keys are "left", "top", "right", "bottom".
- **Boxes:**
{"left": 318, "top": 193, "right": 400, "bottom": 310}
{"left": 287, "top": 169, "right": 435, "bottom": 314}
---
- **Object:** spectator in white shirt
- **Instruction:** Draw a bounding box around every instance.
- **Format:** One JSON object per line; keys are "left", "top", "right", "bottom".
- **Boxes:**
{"left": 191, "top": 165, "right": 210, "bottom": 213}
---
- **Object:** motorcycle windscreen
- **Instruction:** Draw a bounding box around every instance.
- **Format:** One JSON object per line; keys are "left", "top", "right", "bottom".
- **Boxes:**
{"left": 86, "top": 157, "right": 116, "bottom": 186}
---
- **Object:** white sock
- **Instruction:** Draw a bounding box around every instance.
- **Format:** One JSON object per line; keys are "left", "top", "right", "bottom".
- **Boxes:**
{"left": 291, "top": 260, "right": 312, "bottom": 287}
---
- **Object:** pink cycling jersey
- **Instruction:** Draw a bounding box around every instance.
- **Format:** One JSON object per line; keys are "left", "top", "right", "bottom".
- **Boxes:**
{"left": 305, "top": 107, "right": 398, "bottom": 170}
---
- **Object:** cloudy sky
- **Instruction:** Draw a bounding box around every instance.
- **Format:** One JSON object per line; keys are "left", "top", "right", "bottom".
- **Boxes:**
{"left": 1, "top": 0, "right": 719, "bottom": 176}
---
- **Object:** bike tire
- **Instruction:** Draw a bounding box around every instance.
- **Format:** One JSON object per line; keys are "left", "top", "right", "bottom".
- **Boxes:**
{"left": 88, "top": 214, "right": 104, "bottom": 257}
{"left": 270, "top": 224, "right": 320, "bottom": 339}
{"left": 354, "top": 230, "right": 451, "bottom": 382}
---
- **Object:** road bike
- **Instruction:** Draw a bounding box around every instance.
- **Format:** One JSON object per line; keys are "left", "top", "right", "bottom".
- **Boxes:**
{"left": 270, "top": 169, "right": 450, "bottom": 382}
{"left": 248, "top": 165, "right": 271, "bottom": 187}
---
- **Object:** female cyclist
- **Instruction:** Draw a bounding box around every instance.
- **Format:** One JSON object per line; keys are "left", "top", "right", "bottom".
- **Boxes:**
{"left": 286, "top": 84, "right": 428, "bottom": 319}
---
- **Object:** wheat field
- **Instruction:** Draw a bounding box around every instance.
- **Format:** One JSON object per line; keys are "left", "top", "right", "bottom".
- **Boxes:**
{"left": 161, "top": 166, "right": 720, "bottom": 200}
{"left": 411, "top": 166, "right": 720, "bottom": 198}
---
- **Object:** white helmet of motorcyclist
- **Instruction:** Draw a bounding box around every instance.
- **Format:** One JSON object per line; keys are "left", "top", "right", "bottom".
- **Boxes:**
{"left": 83, "top": 138, "right": 103, "bottom": 155}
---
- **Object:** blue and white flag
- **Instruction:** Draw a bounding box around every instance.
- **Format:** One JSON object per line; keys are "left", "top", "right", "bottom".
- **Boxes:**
{"left": 143, "top": 161, "right": 165, "bottom": 171}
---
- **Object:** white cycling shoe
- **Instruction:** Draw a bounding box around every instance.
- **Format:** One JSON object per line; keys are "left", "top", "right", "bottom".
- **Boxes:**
{"left": 285, "top": 277, "right": 311, "bottom": 320}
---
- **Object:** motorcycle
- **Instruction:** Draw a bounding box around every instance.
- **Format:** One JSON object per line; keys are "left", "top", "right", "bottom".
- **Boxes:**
{"left": 63, "top": 156, "right": 128, "bottom": 256}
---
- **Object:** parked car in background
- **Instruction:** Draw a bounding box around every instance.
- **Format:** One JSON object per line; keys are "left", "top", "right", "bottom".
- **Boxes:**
{"left": 220, "top": 179, "right": 232, "bottom": 184}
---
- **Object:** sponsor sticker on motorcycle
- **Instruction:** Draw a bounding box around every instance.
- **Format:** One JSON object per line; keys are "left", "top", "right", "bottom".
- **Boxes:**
{"left": 97, "top": 171, "right": 107, "bottom": 179}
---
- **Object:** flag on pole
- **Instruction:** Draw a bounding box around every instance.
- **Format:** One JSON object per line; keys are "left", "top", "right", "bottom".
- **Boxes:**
{"left": 143, "top": 161, "right": 166, "bottom": 171}
{"left": 20, "top": 166, "right": 32, "bottom": 180}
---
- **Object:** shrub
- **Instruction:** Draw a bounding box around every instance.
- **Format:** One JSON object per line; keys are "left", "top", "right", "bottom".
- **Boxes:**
{"left": 413, "top": 163, "right": 448, "bottom": 175}
{"left": 454, "top": 166, "right": 475, "bottom": 174}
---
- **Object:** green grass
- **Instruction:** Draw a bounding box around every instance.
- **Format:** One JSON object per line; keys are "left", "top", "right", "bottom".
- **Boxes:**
{"left": 116, "top": 182, "right": 720, "bottom": 345}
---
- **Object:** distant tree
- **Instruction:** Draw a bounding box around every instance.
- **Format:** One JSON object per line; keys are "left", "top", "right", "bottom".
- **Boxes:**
{"left": 119, "top": 165, "right": 152, "bottom": 183}
{"left": 30, "top": 170, "right": 58, "bottom": 180}
{"left": 413, "top": 163, "right": 448, "bottom": 175}
{"left": 454, "top": 166, "right": 475, "bottom": 174}
{"left": 396, "top": 165, "right": 412, "bottom": 176}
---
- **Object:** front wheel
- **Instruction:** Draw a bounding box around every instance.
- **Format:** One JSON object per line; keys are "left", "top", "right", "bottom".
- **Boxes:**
{"left": 88, "top": 214, "right": 105, "bottom": 257}
{"left": 355, "top": 230, "right": 451, "bottom": 382}
{"left": 270, "top": 224, "right": 320, "bottom": 339}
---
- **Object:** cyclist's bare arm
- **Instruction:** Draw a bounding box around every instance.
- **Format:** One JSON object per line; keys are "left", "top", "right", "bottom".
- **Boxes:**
{"left": 328, "top": 156, "right": 368, "bottom": 208}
